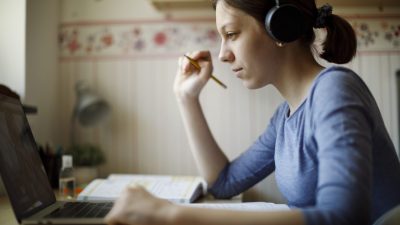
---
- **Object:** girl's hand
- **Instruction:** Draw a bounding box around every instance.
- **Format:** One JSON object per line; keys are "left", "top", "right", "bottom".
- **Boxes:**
{"left": 173, "top": 51, "right": 213, "bottom": 101}
{"left": 105, "top": 185, "right": 177, "bottom": 225}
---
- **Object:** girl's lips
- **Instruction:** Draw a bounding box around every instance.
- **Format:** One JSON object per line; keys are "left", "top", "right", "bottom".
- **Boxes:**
{"left": 233, "top": 68, "right": 243, "bottom": 77}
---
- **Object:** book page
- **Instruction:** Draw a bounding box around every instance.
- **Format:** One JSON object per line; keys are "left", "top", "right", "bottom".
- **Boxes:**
{"left": 77, "top": 175, "right": 204, "bottom": 203}
{"left": 186, "top": 202, "right": 290, "bottom": 211}
{"left": 77, "top": 178, "right": 131, "bottom": 201}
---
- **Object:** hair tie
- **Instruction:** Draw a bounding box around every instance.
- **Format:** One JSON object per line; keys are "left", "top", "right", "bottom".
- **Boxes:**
{"left": 314, "top": 4, "right": 333, "bottom": 28}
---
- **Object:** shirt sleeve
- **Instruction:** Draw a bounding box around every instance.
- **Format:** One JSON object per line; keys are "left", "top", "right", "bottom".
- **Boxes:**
{"left": 208, "top": 105, "right": 282, "bottom": 199}
{"left": 302, "top": 69, "right": 373, "bottom": 225}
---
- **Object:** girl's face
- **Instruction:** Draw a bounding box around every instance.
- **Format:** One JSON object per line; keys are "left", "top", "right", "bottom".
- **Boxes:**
{"left": 216, "top": 1, "right": 283, "bottom": 89}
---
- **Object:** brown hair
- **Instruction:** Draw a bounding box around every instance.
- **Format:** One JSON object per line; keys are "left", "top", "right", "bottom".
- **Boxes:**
{"left": 211, "top": 0, "right": 357, "bottom": 64}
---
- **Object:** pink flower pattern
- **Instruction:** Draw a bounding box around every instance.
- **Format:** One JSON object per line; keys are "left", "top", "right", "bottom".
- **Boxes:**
{"left": 59, "top": 18, "right": 400, "bottom": 58}
{"left": 60, "top": 22, "right": 221, "bottom": 57}
{"left": 154, "top": 32, "right": 167, "bottom": 46}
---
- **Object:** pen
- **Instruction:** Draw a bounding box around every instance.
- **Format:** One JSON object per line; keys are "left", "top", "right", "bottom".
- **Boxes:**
{"left": 184, "top": 55, "right": 227, "bottom": 89}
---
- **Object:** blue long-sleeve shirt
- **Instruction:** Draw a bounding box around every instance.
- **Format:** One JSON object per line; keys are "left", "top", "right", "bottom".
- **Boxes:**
{"left": 208, "top": 66, "right": 400, "bottom": 225}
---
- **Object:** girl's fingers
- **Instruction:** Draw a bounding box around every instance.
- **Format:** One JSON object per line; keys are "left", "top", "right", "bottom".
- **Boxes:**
{"left": 188, "top": 50, "right": 211, "bottom": 61}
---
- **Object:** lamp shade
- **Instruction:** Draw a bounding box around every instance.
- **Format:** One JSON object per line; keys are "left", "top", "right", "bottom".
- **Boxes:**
{"left": 73, "top": 81, "right": 110, "bottom": 127}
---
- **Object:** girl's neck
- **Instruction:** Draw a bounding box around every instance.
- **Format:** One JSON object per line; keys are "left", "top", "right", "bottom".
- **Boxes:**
{"left": 273, "top": 45, "right": 324, "bottom": 116}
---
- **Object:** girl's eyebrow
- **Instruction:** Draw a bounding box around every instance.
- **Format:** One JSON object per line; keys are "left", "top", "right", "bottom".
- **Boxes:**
{"left": 220, "top": 23, "right": 237, "bottom": 31}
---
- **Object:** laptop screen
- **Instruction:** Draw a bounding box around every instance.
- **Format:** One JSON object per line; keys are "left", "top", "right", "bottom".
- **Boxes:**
{"left": 0, "top": 93, "right": 56, "bottom": 222}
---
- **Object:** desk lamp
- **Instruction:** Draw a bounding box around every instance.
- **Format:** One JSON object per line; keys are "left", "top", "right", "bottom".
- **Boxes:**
{"left": 70, "top": 81, "right": 110, "bottom": 144}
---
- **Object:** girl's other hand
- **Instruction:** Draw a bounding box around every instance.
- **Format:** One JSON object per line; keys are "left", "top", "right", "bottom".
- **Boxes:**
{"left": 105, "top": 185, "right": 178, "bottom": 225}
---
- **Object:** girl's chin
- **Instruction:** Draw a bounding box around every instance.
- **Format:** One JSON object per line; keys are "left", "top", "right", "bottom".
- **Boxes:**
{"left": 242, "top": 79, "right": 268, "bottom": 89}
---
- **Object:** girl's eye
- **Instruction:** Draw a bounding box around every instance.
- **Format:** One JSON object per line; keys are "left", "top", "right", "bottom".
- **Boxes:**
{"left": 226, "top": 32, "right": 237, "bottom": 39}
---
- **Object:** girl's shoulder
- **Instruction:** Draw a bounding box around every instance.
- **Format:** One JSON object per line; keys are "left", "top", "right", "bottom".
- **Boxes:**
{"left": 305, "top": 66, "right": 379, "bottom": 126}
{"left": 313, "top": 66, "right": 361, "bottom": 87}
{"left": 308, "top": 66, "right": 371, "bottom": 103}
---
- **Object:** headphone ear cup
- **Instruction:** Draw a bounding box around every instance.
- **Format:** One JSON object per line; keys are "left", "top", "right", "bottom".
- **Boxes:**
{"left": 265, "top": 4, "right": 307, "bottom": 43}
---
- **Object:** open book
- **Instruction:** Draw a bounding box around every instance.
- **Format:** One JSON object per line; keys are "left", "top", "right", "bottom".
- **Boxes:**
{"left": 77, "top": 174, "right": 205, "bottom": 203}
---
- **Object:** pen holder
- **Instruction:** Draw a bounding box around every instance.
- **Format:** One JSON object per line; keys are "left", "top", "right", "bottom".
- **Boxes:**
{"left": 38, "top": 144, "right": 62, "bottom": 189}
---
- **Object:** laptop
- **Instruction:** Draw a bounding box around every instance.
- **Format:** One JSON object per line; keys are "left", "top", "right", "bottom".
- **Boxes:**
{"left": 0, "top": 92, "right": 112, "bottom": 225}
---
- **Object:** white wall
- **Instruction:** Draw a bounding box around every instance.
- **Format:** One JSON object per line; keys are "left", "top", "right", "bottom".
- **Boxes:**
{"left": 0, "top": 0, "right": 26, "bottom": 97}
{"left": 25, "top": 0, "right": 61, "bottom": 145}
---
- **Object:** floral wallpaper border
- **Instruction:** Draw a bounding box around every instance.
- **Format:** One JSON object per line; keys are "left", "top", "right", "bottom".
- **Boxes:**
{"left": 59, "top": 17, "right": 400, "bottom": 59}
{"left": 351, "top": 18, "right": 400, "bottom": 49}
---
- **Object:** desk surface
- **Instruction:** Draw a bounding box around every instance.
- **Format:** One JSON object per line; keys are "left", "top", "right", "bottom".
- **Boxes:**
{"left": 0, "top": 196, "right": 17, "bottom": 225}
{"left": 0, "top": 194, "right": 242, "bottom": 225}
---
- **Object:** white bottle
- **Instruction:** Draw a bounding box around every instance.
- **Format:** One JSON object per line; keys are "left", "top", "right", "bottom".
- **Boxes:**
{"left": 59, "top": 155, "right": 76, "bottom": 199}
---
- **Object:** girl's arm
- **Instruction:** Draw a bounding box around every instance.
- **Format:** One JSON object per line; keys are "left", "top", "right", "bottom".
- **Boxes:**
{"left": 105, "top": 185, "right": 306, "bottom": 225}
{"left": 177, "top": 97, "right": 228, "bottom": 185}
{"left": 173, "top": 203, "right": 305, "bottom": 225}
{"left": 174, "top": 51, "right": 229, "bottom": 185}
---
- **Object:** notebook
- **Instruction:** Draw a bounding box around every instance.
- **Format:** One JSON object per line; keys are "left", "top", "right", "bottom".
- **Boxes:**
{"left": 0, "top": 92, "right": 111, "bottom": 225}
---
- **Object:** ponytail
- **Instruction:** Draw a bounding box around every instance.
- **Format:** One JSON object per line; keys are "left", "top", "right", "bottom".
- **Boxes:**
{"left": 319, "top": 14, "right": 357, "bottom": 64}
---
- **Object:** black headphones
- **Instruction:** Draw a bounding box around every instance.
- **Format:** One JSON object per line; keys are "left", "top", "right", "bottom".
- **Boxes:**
{"left": 265, "top": 0, "right": 307, "bottom": 43}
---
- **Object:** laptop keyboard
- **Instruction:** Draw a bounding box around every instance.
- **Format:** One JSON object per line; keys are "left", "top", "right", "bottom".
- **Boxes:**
{"left": 45, "top": 202, "right": 114, "bottom": 218}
